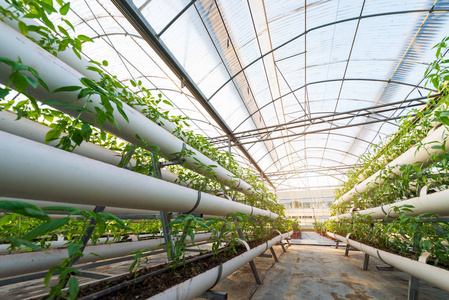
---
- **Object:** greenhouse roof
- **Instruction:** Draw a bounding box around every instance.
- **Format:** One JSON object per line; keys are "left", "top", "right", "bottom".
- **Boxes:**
{"left": 57, "top": 0, "right": 449, "bottom": 192}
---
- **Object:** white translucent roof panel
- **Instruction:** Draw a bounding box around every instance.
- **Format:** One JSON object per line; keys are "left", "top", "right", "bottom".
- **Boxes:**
{"left": 52, "top": 0, "right": 449, "bottom": 192}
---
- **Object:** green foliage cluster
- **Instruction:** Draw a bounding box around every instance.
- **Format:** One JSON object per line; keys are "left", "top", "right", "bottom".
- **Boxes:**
{"left": 326, "top": 36, "right": 449, "bottom": 271}
{"left": 333, "top": 35, "right": 449, "bottom": 215}
{"left": 0, "top": 0, "right": 283, "bottom": 215}
{"left": 0, "top": 1, "right": 291, "bottom": 298}
{"left": 316, "top": 209, "right": 449, "bottom": 266}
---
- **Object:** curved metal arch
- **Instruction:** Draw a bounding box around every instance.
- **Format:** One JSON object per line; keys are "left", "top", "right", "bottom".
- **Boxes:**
{"left": 268, "top": 158, "right": 357, "bottom": 177}
{"left": 206, "top": 8, "right": 447, "bottom": 102}
{"left": 184, "top": 118, "right": 225, "bottom": 134}
{"left": 72, "top": 14, "right": 130, "bottom": 28}
{"left": 273, "top": 170, "right": 345, "bottom": 188}
{"left": 277, "top": 57, "right": 430, "bottom": 68}
{"left": 90, "top": 32, "right": 142, "bottom": 40}
{"left": 251, "top": 109, "right": 400, "bottom": 144}
{"left": 134, "top": 88, "right": 196, "bottom": 101}
{"left": 250, "top": 130, "right": 375, "bottom": 166}
{"left": 262, "top": 149, "right": 360, "bottom": 174}
{"left": 233, "top": 78, "right": 432, "bottom": 132}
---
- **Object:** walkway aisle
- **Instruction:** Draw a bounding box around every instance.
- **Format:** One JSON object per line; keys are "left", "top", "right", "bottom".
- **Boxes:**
{"left": 208, "top": 238, "right": 449, "bottom": 299}
{"left": 291, "top": 231, "right": 339, "bottom": 246}
{"left": 251, "top": 244, "right": 449, "bottom": 300}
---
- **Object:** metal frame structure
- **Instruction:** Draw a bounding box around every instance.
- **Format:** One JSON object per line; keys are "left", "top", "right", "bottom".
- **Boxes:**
{"left": 58, "top": 0, "right": 448, "bottom": 192}
{"left": 112, "top": 0, "right": 275, "bottom": 189}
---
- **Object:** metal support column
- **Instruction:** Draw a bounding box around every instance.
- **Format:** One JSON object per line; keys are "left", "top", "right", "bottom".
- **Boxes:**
{"left": 345, "top": 243, "right": 350, "bottom": 256}
{"left": 233, "top": 218, "right": 262, "bottom": 284}
{"left": 335, "top": 241, "right": 339, "bottom": 249}
{"left": 269, "top": 247, "right": 279, "bottom": 262}
{"left": 408, "top": 275, "right": 419, "bottom": 300}
{"left": 199, "top": 290, "right": 228, "bottom": 300}
{"left": 363, "top": 254, "right": 370, "bottom": 270}
{"left": 278, "top": 242, "right": 286, "bottom": 252}
{"left": 71, "top": 206, "right": 106, "bottom": 266}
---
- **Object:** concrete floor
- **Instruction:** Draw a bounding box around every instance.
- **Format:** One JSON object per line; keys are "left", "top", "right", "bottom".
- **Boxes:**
{"left": 2, "top": 233, "right": 449, "bottom": 299}
{"left": 208, "top": 232, "right": 449, "bottom": 300}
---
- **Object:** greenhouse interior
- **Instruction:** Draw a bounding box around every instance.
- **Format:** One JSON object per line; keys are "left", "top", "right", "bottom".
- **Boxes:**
{"left": 1, "top": 0, "right": 449, "bottom": 299}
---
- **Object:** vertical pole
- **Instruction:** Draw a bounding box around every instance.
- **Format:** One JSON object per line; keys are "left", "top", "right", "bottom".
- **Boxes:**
{"left": 279, "top": 242, "right": 286, "bottom": 252}
{"left": 408, "top": 275, "right": 419, "bottom": 300}
{"left": 70, "top": 206, "right": 106, "bottom": 267}
{"left": 335, "top": 241, "right": 339, "bottom": 249}
{"left": 234, "top": 218, "right": 262, "bottom": 284}
{"left": 270, "top": 247, "right": 279, "bottom": 262}
{"left": 151, "top": 153, "right": 175, "bottom": 260}
{"left": 363, "top": 254, "right": 370, "bottom": 270}
{"left": 160, "top": 211, "right": 175, "bottom": 261}
{"left": 345, "top": 243, "right": 350, "bottom": 256}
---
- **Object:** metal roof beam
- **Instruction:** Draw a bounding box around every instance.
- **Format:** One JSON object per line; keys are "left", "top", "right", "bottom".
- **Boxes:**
{"left": 209, "top": 94, "right": 433, "bottom": 145}
{"left": 112, "top": 0, "right": 275, "bottom": 189}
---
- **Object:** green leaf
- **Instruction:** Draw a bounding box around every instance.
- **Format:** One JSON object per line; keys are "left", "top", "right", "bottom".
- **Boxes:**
{"left": 0, "top": 200, "right": 50, "bottom": 221}
{"left": 42, "top": 99, "right": 69, "bottom": 106}
{"left": 0, "top": 87, "right": 10, "bottom": 99}
{"left": 22, "top": 217, "right": 70, "bottom": 241}
{"left": 5, "top": 237, "right": 43, "bottom": 251}
{"left": 162, "top": 100, "right": 173, "bottom": 107}
{"left": 53, "top": 85, "right": 82, "bottom": 93}
{"left": 62, "top": 18, "right": 75, "bottom": 32}
{"left": 77, "top": 34, "right": 94, "bottom": 43}
{"left": 59, "top": 2, "right": 70, "bottom": 15}
{"left": 41, "top": 206, "right": 82, "bottom": 213}
{"left": 102, "top": 60, "right": 108, "bottom": 66}
{"left": 45, "top": 128, "right": 61, "bottom": 144}
{"left": 18, "top": 21, "right": 28, "bottom": 36}
{"left": 44, "top": 265, "right": 59, "bottom": 286}
{"left": 67, "top": 242, "right": 83, "bottom": 257}
{"left": 57, "top": 25, "right": 69, "bottom": 37}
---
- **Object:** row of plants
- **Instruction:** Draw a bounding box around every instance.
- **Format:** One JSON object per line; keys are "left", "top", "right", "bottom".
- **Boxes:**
{"left": 0, "top": 1, "right": 291, "bottom": 298}
{"left": 0, "top": 214, "right": 163, "bottom": 248}
{"left": 0, "top": 200, "right": 297, "bottom": 299}
{"left": 314, "top": 209, "right": 449, "bottom": 267}
{"left": 0, "top": 0, "right": 284, "bottom": 215}
{"left": 332, "top": 35, "right": 449, "bottom": 215}
{"left": 335, "top": 35, "right": 449, "bottom": 200}
{"left": 319, "top": 36, "right": 449, "bottom": 281}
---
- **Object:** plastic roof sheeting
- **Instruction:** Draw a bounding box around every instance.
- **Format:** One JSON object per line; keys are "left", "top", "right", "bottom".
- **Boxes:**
{"left": 49, "top": 0, "right": 449, "bottom": 192}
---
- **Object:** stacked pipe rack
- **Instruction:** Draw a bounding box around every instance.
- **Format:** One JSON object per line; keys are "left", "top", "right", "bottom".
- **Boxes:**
{"left": 329, "top": 121, "right": 449, "bottom": 298}
{"left": 0, "top": 5, "right": 290, "bottom": 299}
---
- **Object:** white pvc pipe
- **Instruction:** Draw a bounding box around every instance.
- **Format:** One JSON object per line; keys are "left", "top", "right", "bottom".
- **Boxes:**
{"left": 0, "top": 236, "right": 125, "bottom": 255}
{"left": 336, "top": 125, "right": 448, "bottom": 205}
{"left": 0, "top": 0, "right": 178, "bottom": 135}
{"left": 151, "top": 231, "right": 292, "bottom": 300}
{"left": 0, "top": 233, "right": 213, "bottom": 278}
{"left": 332, "top": 188, "right": 449, "bottom": 220}
{"left": 0, "top": 197, "right": 159, "bottom": 217}
{"left": 326, "top": 232, "right": 449, "bottom": 292}
{"left": 0, "top": 110, "right": 183, "bottom": 185}
{"left": 0, "top": 131, "right": 277, "bottom": 218}
{"left": 0, "top": 22, "right": 252, "bottom": 195}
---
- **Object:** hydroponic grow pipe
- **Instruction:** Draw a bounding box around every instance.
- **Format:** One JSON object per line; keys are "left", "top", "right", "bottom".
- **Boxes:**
{"left": 0, "top": 232, "right": 214, "bottom": 278}
{"left": 0, "top": 234, "right": 140, "bottom": 255}
{"left": 0, "top": 0, "right": 178, "bottom": 135}
{"left": 332, "top": 188, "right": 449, "bottom": 221}
{"left": 151, "top": 231, "right": 292, "bottom": 300}
{"left": 335, "top": 124, "right": 448, "bottom": 205}
{"left": 326, "top": 232, "right": 449, "bottom": 292}
{"left": 0, "top": 197, "right": 160, "bottom": 218}
{"left": 0, "top": 110, "right": 181, "bottom": 185}
{"left": 0, "top": 21, "right": 253, "bottom": 195}
{"left": 0, "top": 131, "right": 277, "bottom": 218}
